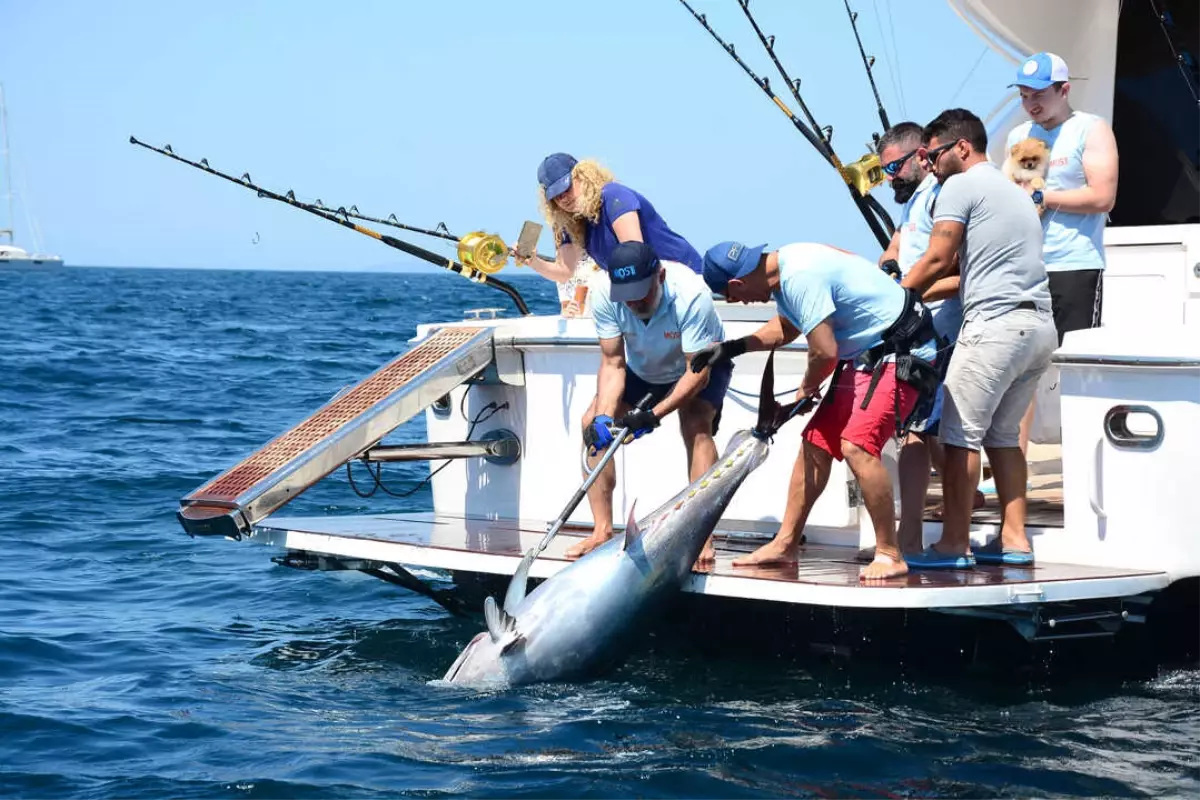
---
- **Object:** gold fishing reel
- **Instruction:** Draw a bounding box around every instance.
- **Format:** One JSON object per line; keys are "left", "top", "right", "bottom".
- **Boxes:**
{"left": 839, "top": 151, "right": 885, "bottom": 196}
{"left": 456, "top": 231, "right": 509, "bottom": 275}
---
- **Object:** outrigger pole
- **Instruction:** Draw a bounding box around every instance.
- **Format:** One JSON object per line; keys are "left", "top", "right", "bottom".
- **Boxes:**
{"left": 129, "top": 136, "right": 532, "bottom": 316}
{"left": 677, "top": 0, "right": 895, "bottom": 249}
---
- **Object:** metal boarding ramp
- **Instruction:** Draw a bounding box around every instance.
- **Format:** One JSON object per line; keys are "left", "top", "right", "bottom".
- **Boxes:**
{"left": 176, "top": 327, "right": 496, "bottom": 539}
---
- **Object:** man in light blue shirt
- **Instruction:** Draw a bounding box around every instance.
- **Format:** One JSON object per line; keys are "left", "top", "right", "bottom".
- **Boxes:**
{"left": 574, "top": 240, "right": 731, "bottom": 562}
{"left": 692, "top": 241, "right": 941, "bottom": 582}
{"left": 1005, "top": 52, "right": 1119, "bottom": 453}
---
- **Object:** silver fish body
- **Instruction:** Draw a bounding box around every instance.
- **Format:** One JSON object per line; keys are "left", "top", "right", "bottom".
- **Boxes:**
{"left": 443, "top": 429, "right": 770, "bottom": 688}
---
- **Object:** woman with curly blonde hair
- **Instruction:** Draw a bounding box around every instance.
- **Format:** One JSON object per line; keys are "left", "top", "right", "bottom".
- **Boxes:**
{"left": 514, "top": 153, "right": 702, "bottom": 314}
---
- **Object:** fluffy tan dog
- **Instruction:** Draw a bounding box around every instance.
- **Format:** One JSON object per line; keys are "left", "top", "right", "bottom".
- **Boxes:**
{"left": 1003, "top": 137, "right": 1050, "bottom": 215}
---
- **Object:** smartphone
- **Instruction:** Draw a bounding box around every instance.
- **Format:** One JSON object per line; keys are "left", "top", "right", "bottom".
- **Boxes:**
{"left": 515, "top": 220, "right": 542, "bottom": 260}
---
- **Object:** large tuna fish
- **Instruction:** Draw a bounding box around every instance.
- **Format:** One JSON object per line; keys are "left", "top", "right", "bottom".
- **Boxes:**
{"left": 443, "top": 351, "right": 808, "bottom": 688}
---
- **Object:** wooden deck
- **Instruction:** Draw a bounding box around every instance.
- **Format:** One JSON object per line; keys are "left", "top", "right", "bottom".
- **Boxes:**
{"left": 252, "top": 508, "right": 1165, "bottom": 610}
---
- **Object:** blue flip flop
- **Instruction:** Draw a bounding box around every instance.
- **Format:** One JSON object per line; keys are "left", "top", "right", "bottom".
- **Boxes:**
{"left": 974, "top": 541, "right": 1035, "bottom": 566}
{"left": 907, "top": 546, "right": 976, "bottom": 569}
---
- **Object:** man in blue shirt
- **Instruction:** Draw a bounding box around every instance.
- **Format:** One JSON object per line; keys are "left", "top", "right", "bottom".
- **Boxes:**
{"left": 573, "top": 240, "right": 732, "bottom": 562}
{"left": 693, "top": 242, "right": 941, "bottom": 581}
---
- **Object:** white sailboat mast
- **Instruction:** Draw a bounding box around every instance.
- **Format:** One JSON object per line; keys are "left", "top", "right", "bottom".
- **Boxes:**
{"left": 0, "top": 84, "right": 13, "bottom": 245}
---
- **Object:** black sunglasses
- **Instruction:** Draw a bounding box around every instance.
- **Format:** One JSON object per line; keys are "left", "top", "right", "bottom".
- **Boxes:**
{"left": 882, "top": 148, "right": 919, "bottom": 177}
{"left": 919, "top": 140, "right": 958, "bottom": 167}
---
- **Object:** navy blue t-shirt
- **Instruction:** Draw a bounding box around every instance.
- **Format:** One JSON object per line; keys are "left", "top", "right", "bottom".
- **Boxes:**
{"left": 569, "top": 183, "right": 702, "bottom": 274}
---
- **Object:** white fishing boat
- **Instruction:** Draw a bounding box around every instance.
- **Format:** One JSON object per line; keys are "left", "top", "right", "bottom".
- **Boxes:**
{"left": 0, "top": 84, "right": 63, "bottom": 269}
{"left": 174, "top": 0, "right": 1198, "bottom": 671}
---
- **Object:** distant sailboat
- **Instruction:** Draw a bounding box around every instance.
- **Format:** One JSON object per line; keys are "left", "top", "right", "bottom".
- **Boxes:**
{"left": 0, "top": 83, "right": 63, "bottom": 269}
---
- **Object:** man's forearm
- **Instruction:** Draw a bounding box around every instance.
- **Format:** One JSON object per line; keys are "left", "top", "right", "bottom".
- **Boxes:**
{"left": 800, "top": 353, "right": 838, "bottom": 397}
{"left": 652, "top": 367, "right": 708, "bottom": 419}
{"left": 595, "top": 362, "right": 626, "bottom": 417}
{"left": 742, "top": 316, "right": 795, "bottom": 352}
{"left": 923, "top": 276, "right": 960, "bottom": 302}
{"left": 1045, "top": 187, "right": 1115, "bottom": 215}
{"left": 901, "top": 252, "right": 952, "bottom": 295}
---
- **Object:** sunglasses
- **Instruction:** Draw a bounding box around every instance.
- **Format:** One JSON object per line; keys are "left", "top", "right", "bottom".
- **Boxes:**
{"left": 882, "top": 148, "right": 919, "bottom": 177}
{"left": 919, "top": 140, "right": 959, "bottom": 167}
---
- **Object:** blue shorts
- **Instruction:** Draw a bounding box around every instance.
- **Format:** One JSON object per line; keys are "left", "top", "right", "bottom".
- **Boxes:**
{"left": 622, "top": 362, "right": 733, "bottom": 435}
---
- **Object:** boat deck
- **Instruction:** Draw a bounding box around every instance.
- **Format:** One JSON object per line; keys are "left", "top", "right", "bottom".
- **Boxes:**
{"left": 253, "top": 508, "right": 1164, "bottom": 611}
{"left": 924, "top": 443, "right": 1064, "bottom": 529}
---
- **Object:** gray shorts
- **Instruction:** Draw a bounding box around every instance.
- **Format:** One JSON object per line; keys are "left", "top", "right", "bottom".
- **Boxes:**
{"left": 939, "top": 309, "right": 1057, "bottom": 451}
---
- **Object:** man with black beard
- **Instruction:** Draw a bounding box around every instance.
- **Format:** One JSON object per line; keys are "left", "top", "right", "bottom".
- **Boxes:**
{"left": 872, "top": 121, "right": 973, "bottom": 556}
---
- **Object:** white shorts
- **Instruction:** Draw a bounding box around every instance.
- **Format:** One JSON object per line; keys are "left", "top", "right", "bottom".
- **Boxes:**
{"left": 939, "top": 309, "right": 1057, "bottom": 451}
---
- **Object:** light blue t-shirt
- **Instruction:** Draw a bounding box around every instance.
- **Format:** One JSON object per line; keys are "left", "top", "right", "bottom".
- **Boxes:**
{"left": 773, "top": 243, "right": 937, "bottom": 364}
{"left": 898, "top": 173, "right": 963, "bottom": 343}
{"left": 592, "top": 260, "right": 724, "bottom": 384}
{"left": 1006, "top": 111, "right": 1107, "bottom": 272}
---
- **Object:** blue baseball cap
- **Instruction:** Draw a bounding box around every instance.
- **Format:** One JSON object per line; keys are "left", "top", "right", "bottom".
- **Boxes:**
{"left": 607, "top": 241, "right": 661, "bottom": 302}
{"left": 537, "top": 152, "right": 577, "bottom": 201}
{"left": 702, "top": 241, "right": 765, "bottom": 295}
{"left": 1009, "top": 52, "right": 1070, "bottom": 90}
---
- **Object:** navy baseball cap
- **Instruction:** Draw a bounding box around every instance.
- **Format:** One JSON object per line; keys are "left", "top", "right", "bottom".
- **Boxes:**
{"left": 537, "top": 152, "right": 577, "bottom": 201}
{"left": 607, "top": 241, "right": 661, "bottom": 302}
{"left": 1009, "top": 52, "right": 1069, "bottom": 90}
{"left": 702, "top": 241, "right": 765, "bottom": 295}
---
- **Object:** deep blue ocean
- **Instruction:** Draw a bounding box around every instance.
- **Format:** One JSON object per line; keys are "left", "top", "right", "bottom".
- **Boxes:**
{"left": 1, "top": 266, "right": 1196, "bottom": 799}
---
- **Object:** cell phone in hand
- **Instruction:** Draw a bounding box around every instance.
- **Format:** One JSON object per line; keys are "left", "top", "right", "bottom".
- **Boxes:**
{"left": 515, "top": 221, "right": 542, "bottom": 260}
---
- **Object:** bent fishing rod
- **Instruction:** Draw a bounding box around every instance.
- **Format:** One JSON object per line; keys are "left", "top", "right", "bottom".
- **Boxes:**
{"left": 677, "top": 0, "right": 895, "bottom": 249}
{"left": 129, "top": 136, "right": 532, "bottom": 316}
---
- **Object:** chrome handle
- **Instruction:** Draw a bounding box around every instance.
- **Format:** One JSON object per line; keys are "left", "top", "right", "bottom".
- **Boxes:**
{"left": 1088, "top": 438, "right": 1107, "bottom": 520}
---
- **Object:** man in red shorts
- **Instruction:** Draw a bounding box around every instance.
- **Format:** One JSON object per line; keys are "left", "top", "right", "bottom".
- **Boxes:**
{"left": 692, "top": 241, "right": 941, "bottom": 580}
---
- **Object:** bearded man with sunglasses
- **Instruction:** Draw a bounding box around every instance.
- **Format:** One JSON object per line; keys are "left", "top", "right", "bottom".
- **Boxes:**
{"left": 900, "top": 108, "right": 1057, "bottom": 569}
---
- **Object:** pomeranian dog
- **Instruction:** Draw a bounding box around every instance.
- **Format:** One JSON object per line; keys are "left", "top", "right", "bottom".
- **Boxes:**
{"left": 1003, "top": 137, "right": 1050, "bottom": 215}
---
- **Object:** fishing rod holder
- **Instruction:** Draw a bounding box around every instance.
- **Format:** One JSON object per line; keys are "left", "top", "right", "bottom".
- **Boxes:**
{"left": 361, "top": 429, "right": 521, "bottom": 466}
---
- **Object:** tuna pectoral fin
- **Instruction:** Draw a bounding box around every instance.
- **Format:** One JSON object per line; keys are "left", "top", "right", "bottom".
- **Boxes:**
{"left": 483, "top": 595, "right": 517, "bottom": 644}
{"left": 620, "top": 501, "right": 642, "bottom": 552}
{"left": 503, "top": 548, "right": 536, "bottom": 614}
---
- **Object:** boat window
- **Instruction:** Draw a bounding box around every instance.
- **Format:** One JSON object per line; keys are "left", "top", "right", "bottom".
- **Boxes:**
{"left": 1110, "top": 1, "right": 1200, "bottom": 226}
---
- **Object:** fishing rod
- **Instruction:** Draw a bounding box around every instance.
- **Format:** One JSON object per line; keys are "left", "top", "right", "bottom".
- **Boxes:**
{"left": 312, "top": 204, "right": 557, "bottom": 264}
{"left": 676, "top": 0, "right": 895, "bottom": 249}
{"left": 843, "top": 0, "right": 891, "bottom": 132}
{"left": 732, "top": 0, "right": 895, "bottom": 245}
{"left": 129, "top": 137, "right": 531, "bottom": 316}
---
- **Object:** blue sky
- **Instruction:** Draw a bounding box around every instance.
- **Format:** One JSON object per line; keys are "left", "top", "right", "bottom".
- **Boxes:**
{"left": 0, "top": 0, "right": 1018, "bottom": 271}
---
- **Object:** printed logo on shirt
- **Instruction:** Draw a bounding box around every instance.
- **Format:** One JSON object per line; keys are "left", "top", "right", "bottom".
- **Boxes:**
{"left": 1049, "top": 157, "right": 1070, "bottom": 168}
{"left": 664, "top": 330, "right": 681, "bottom": 340}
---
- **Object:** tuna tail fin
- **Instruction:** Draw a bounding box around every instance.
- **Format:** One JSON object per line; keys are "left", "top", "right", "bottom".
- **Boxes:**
{"left": 753, "top": 348, "right": 817, "bottom": 440}
{"left": 503, "top": 548, "right": 536, "bottom": 614}
{"left": 620, "top": 501, "right": 641, "bottom": 552}
{"left": 483, "top": 595, "right": 517, "bottom": 644}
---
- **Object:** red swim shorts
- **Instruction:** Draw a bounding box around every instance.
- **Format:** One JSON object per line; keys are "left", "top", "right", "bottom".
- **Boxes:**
{"left": 803, "top": 363, "right": 919, "bottom": 460}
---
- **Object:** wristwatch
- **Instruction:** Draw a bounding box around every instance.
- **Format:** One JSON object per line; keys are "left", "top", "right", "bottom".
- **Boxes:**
{"left": 1031, "top": 189, "right": 1045, "bottom": 207}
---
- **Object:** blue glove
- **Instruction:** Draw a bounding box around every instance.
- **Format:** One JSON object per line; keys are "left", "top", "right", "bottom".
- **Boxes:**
{"left": 583, "top": 414, "right": 615, "bottom": 454}
{"left": 617, "top": 408, "right": 659, "bottom": 440}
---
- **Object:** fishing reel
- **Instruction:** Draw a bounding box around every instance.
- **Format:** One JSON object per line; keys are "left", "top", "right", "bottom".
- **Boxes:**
{"left": 839, "top": 151, "right": 885, "bottom": 196}
{"left": 456, "top": 231, "right": 509, "bottom": 275}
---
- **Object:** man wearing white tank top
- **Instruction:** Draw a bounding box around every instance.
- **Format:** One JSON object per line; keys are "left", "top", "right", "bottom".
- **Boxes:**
{"left": 1005, "top": 52, "right": 1119, "bottom": 455}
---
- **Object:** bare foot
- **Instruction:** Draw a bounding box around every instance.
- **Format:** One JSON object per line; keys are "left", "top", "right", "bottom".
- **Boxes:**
{"left": 732, "top": 538, "right": 801, "bottom": 567}
{"left": 693, "top": 536, "right": 717, "bottom": 571}
{"left": 859, "top": 553, "right": 909, "bottom": 581}
{"left": 565, "top": 530, "right": 612, "bottom": 560}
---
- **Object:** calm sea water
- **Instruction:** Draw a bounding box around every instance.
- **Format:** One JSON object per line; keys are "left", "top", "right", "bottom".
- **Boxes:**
{"left": 1, "top": 266, "right": 1196, "bottom": 799}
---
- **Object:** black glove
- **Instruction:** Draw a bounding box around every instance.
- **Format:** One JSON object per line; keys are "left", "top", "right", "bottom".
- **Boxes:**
{"left": 690, "top": 337, "right": 748, "bottom": 373}
{"left": 616, "top": 408, "right": 659, "bottom": 440}
{"left": 583, "top": 414, "right": 616, "bottom": 453}
{"left": 880, "top": 258, "right": 902, "bottom": 282}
